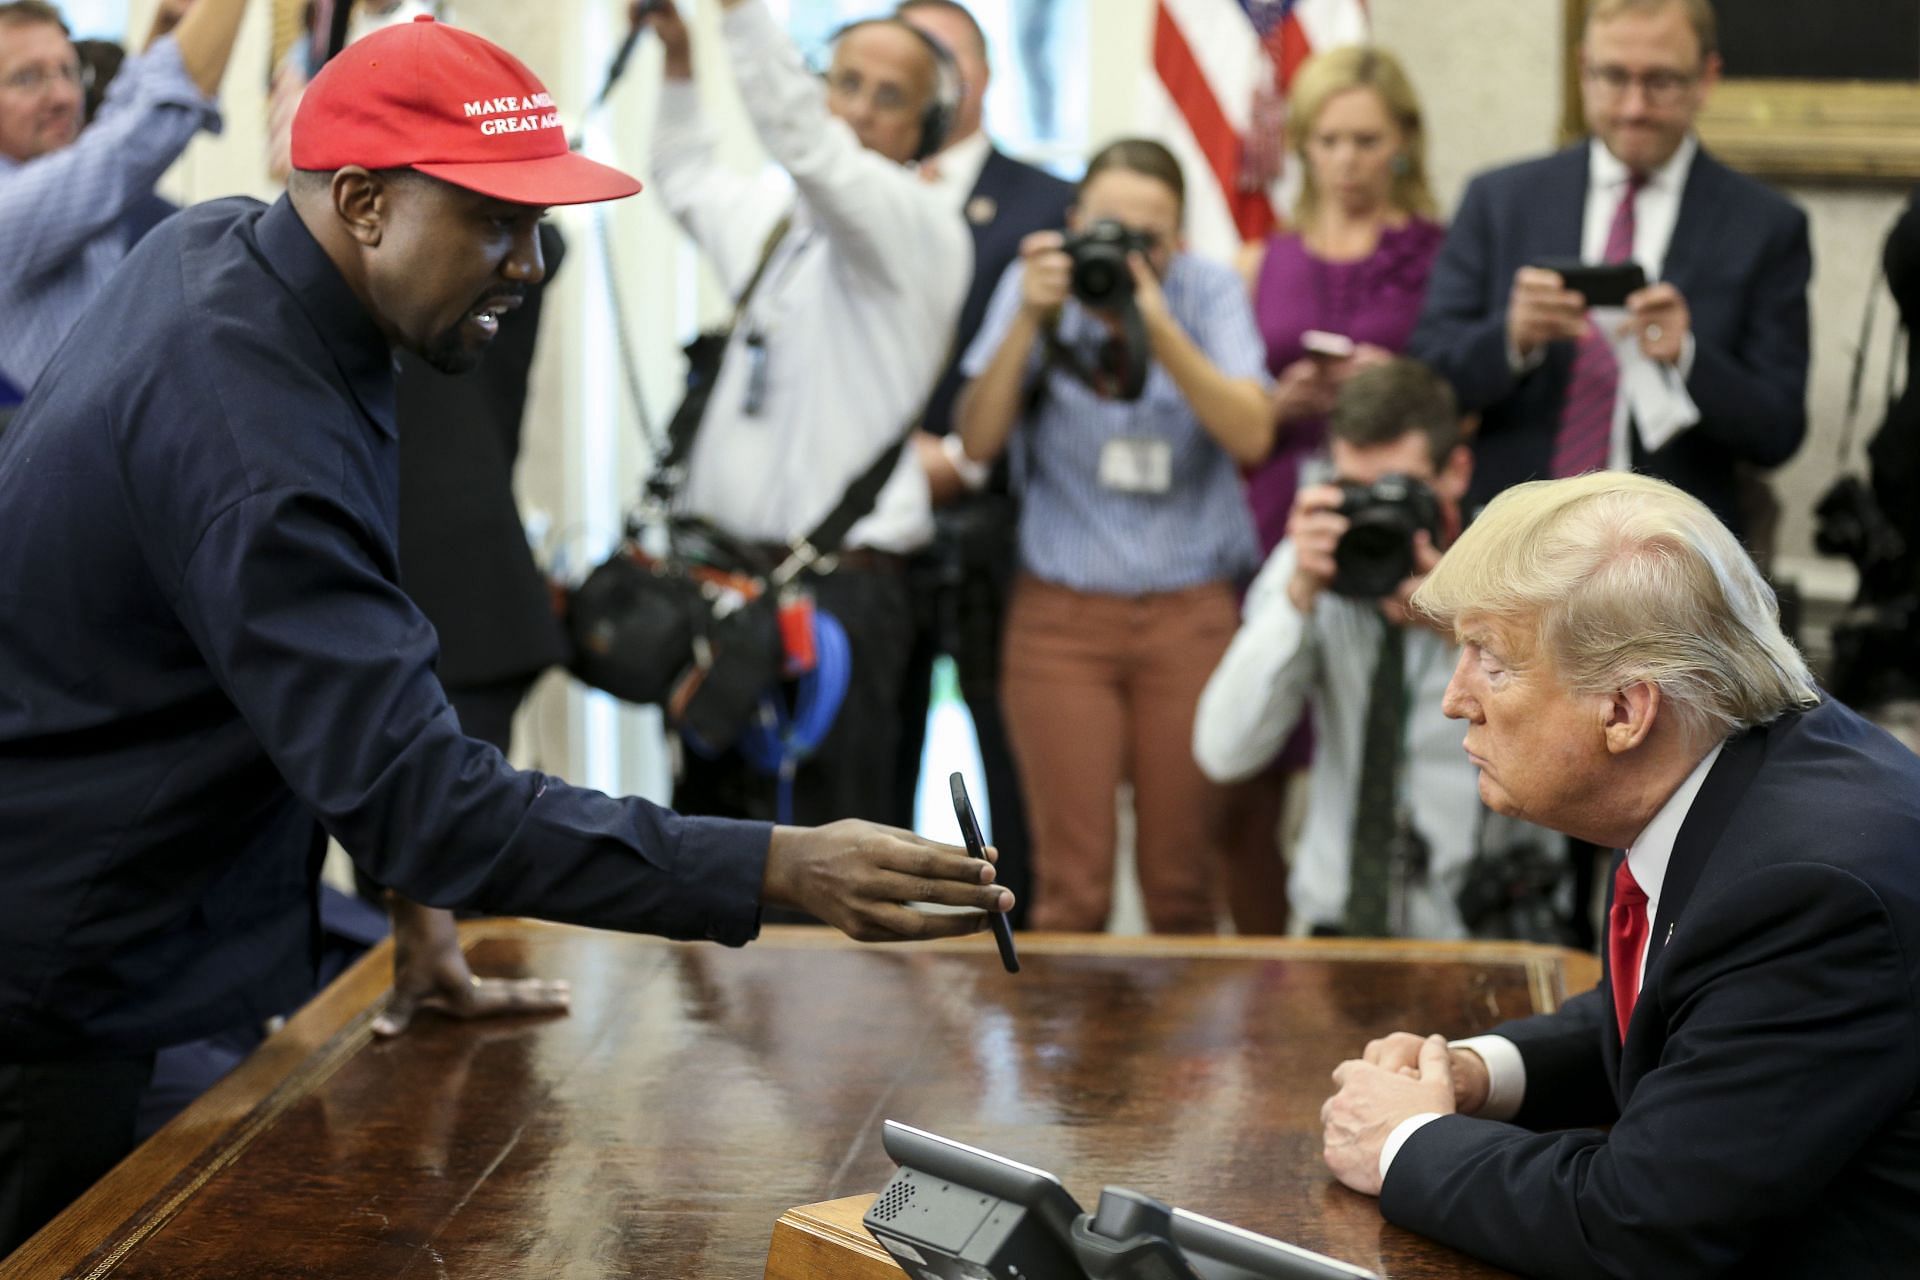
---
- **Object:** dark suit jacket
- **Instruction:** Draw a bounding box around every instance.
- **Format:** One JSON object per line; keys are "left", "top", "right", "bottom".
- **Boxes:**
{"left": 396, "top": 222, "right": 570, "bottom": 689}
{"left": 1382, "top": 699, "right": 1920, "bottom": 1278}
{"left": 1409, "top": 142, "right": 1811, "bottom": 533}
{"left": 920, "top": 146, "right": 1074, "bottom": 439}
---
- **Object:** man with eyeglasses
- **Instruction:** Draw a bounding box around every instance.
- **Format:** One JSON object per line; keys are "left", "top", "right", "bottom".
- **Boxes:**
{"left": 1410, "top": 0, "right": 1810, "bottom": 540}
{"left": 633, "top": 0, "right": 970, "bottom": 833}
{"left": 0, "top": 0, "right": 244, "bottom": 420}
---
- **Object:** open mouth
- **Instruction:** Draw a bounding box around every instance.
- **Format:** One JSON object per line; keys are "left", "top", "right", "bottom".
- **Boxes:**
{"left": 466, "top": 293, "right": 523, "bottom": 339}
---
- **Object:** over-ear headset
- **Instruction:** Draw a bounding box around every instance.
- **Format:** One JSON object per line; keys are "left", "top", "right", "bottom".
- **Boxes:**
{"left": 823, "top": 17, "right": 963, "bottom": 163}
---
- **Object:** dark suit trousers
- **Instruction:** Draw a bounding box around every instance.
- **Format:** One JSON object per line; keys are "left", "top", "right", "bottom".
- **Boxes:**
{"left": 892, "top": 560, "right": 1033, "bottom": 929}
{"left": 0, "top": 1055, "right": 154, "bottom": 1258}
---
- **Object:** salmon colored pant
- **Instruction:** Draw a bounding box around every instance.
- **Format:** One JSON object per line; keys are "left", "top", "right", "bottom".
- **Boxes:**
{"left": 999, "top": 575, "right": 1238, "bottom": 933}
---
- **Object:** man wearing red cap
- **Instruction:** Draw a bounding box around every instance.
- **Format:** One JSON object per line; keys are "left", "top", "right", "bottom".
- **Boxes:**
{"left": 0, "top": 17, "right": 1010, "bottom": 1256}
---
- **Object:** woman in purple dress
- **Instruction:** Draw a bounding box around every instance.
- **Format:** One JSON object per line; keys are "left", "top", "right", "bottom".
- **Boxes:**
{"left": 1221, "top": 46, "right": 1444, "bottom": 934}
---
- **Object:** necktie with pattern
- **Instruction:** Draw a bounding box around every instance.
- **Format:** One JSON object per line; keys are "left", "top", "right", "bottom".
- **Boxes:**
{"left": 1550, "top": 172, "right": 1647, "bottom": 478}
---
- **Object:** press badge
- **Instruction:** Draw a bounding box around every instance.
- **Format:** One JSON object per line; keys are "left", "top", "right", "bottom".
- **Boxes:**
{"left": 1098, "top": 437, "right": 1172, "bottom": 493}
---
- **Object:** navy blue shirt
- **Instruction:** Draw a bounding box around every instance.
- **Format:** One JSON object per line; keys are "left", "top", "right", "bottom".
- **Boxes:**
{"left": 0, "top": 196, "right": 770, "bottom": 1060}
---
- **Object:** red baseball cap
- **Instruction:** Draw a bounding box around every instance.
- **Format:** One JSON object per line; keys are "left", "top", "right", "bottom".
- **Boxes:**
{"left": 291, "top": 15, "right": 640, "bottom": 207}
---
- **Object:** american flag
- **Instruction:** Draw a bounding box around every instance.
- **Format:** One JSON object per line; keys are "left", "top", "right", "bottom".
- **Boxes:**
{"left": 1144, "top": 0, "right": 1371, "bottom": 260}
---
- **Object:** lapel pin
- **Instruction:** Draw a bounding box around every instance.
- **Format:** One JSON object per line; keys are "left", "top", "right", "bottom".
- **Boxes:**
{"left": 966, "top": 195, "right": 998, "bottom": 226}
{"left": 1665, "top": 922, "right": 1674, "bottom": 944}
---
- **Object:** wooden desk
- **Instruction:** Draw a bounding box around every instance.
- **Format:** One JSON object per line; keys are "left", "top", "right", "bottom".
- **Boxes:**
{"left": 4, "top": 925, "right": 1598, "bottom": 1280}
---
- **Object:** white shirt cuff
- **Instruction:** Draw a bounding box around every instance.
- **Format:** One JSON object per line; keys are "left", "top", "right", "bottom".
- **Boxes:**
{"left": 1452, "top": 1034, "right": 1526, "bottom": 1122}
{"left": 940, "top": 431, "right": 992, "bottom": 492}
{"left": 1379, "top": 1112, "right": 1444, "bottom": 1184}
{"left": 1676, "top": 331, "right": 1697, "bottom": 379}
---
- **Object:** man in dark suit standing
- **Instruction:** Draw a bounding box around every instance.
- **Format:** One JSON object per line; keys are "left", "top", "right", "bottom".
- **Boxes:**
{"left": 1319, "top": 472, "right": 1920, "bottom": 1278}
{"left": 1409, "top": 0, "right": 1809, "bottom": 536}
{"left": 893, "top": 0, "right": 1072, "bottom": 923}
{"left": 396, "top": 222, "right": 570, "bottom": 757}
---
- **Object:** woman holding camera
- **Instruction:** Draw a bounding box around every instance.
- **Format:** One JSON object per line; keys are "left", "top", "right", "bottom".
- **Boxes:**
{"left": 1220, "top": 46, "right": 1445, "bottom": 934}
{"left": 956, "top": 138, "right": 1271, "bottom": 934}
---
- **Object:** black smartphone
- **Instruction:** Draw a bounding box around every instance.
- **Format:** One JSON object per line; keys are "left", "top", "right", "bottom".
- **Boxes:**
{"left": 950, "top": 772, "right": 1019, "bottom": 974}
{"left": 1532, "top": 257, "right": 1647, "bottom": 308}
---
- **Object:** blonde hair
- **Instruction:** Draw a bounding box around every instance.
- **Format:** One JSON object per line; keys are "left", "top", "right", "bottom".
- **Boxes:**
{"left": 1412, "top": 473, "right": 1818, "bottom": 748}
{"left": 1586, "top": 0, "right": 1718, "bottom": 60}
{"left": 1286, "top": 45, "right": 1435, "bottom": 228}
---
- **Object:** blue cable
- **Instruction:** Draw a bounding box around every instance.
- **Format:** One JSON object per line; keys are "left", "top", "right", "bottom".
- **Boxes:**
{"left": 686, "top": 607, "right": 852, "bottom": 826}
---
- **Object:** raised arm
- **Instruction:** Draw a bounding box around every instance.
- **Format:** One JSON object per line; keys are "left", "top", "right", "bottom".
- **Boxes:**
{"left": 0, "top": 37, "right": 218, "bottom": 279}
{"left": 713, "top": 0, "right": 965, "bottom": 290}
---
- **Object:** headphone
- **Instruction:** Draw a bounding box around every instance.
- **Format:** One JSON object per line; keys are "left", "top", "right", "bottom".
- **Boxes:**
{"left": 823, "top": 17, "right": 963, "bottom": 163}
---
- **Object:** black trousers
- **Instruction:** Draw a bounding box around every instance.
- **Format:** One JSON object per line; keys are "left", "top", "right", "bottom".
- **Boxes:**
{"left": 0, "top": 1055, "right": 154, "bottom": 1259}
{"left": 676, "top": 566, "right": 911, "bottom": 828}
{"left": 891, "top": 607, "right": 1033, "bottom": 930}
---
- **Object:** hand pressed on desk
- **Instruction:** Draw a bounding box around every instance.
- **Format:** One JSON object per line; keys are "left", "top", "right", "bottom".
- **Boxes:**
{"left": 373, "top": 896, "right": 572, "bottom": 1038}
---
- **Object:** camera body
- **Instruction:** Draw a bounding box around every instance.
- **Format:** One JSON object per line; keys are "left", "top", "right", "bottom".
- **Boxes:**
{"left": 1331, "top": 473, "right": 1443, "bottom": 598}
{"left": 1064, "top": 219, "right": 1154, "bottom": 311}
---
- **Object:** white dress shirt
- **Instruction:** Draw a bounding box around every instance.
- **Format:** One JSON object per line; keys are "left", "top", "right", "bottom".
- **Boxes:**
{"left": 1194, "top": 540, "right": 1549, "bottom": 936}
{"left": 919, "top": 128, "right": 991, "bottom": 212}
{"left": 1584, "top": 134, "right": 1699, "bottom": 470}
{"left": 650, "top": 1, "right": 972, "bottom": 553}
{"left": 1379, "top": 741, "right": 1726, "bottom": 1181}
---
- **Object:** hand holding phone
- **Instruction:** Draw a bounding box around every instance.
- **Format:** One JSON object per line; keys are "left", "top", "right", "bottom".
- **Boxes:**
{"left": 951, "top": 773, "right": 1019, "bottom": 974}
{"left": 1301, "top": 329, "right": 1356, "bottom": 361}
{"left": 1530, "top": 258, "right": 1647, "bottom": 309}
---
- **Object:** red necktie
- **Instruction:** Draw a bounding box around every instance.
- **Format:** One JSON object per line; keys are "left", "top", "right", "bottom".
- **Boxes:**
{"left": 1608, "top": 855, "right": 1650, "bottom": 1042}
{"left": 1550, "top": 172, "right": 1647, "bottom": 478}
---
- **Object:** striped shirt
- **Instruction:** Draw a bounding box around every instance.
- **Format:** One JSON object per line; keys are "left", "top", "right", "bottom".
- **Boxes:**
{"left": 0, "top": 36, "right": 219, "bottom": 393}
{"left": 961, "top": 252, "right": 1265, "bottom": 595}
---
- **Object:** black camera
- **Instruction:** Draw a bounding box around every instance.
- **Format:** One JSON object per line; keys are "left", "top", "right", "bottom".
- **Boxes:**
{"left": 1064, "top": 219, "right": 1154, "bottom": 311}
{"left": 1331, "top": 473, "right": 1443, "bottom": 598}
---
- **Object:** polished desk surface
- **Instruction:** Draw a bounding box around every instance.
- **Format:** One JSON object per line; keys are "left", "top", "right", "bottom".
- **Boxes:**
{"left": 4, "top": 925, "right": 1599, "bottom": 1279}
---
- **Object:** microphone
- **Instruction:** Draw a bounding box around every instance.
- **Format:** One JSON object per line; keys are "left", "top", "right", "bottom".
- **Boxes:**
{"left": 593, "top": 0, "right": 666, "bottom": 111}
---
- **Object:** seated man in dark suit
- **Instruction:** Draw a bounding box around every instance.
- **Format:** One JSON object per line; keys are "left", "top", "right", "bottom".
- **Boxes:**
{"left": 1319, "top": 471, "right": 1920, "bottom": 1278}
{"left": 892, "top": 0, "right": 1073, "bottom": 921}
{"left": 1408, "top": 0, "right": 1809, "bottom": 536}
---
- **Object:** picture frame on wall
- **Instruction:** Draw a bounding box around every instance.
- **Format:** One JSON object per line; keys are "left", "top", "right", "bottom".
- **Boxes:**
{"left": 1560, "top": 0, "right": 1920, "bottom": 184}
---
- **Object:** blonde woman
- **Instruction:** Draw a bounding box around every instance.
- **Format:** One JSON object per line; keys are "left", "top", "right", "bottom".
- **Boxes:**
{"left": 1224, "top": 46, "right": 1442, "bottom": 933}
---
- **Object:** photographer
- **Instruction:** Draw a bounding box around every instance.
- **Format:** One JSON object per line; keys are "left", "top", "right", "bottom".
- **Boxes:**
{"left": 640, "top": 0, "right": 971, "bottom": 827}
{"left": 1194, "top": 359, "right": 1560, "bottom": 938}
{"left": 956, "top": 137, "right": 1270, "bottom": 933}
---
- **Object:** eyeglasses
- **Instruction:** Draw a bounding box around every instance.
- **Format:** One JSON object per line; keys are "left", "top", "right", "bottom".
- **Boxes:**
{"left": 0, "top": 61, "right": 81, "bottom": 95}
{"left": 1583, "top": 62, "right": 1700, "bottom": 105}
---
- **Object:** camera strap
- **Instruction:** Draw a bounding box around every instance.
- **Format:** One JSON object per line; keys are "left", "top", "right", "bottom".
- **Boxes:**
{"left": 645, "top": 213, "right": 795, "bottom": 505}
{"left": 1041, "top": 305, "right": 1149, "bottom": 402}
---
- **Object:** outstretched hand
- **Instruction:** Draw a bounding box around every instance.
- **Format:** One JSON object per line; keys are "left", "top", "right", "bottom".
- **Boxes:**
{"left": 373, "top": 897, "right": 571, "bottom": 1038}
{"left": 764, "top": 820, "right": 1013, "bottom": 943}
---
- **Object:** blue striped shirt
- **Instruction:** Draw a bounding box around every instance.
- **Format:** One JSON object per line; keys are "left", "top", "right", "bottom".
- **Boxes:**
{"left": 960, "top": 252, "right": 1266, "bottom": 595}
{"left": 0, "top": 36, "right": 219, "bottom": 393}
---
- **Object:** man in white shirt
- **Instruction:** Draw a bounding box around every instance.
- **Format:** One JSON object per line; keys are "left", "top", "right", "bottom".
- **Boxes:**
{"left": 1408, "top": 0, "right": 1809, "bottom": 539}
{"left": 639, "top": 0, "right": 971, "bottom": 826}
{"left": 1317, "top": 472, "right": 1920, "bottom": 1278}
{"left": 1194, "top": 359, "right": 1560, "bottom": 939}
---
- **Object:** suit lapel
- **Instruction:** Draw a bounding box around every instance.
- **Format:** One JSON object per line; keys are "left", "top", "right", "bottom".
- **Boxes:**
{"left": 1540, "top": 143, "right": 1589, "bottom": 261}
{"left": 1645, "top": 722, "right": 1768, "bottom": 973}
{"left": 1657, "top": 146, "right": 1727, "bottom": 291}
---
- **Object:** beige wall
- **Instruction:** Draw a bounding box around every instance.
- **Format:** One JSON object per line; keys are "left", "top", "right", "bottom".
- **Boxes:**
{"left": 141, "top": 0, "right": 1903, "bottom": 783}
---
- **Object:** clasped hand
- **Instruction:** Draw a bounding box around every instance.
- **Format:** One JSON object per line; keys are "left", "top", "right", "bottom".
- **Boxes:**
{"left": 1321, "top": 1032, "right": 1491, "bottom": 1197}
